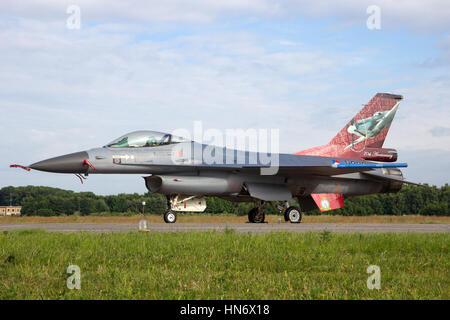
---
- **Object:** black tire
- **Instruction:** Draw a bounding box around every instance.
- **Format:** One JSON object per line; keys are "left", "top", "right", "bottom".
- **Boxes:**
{"left": 248, "top": 208, "right": 265, "bottom": 223}
{"left": 248, "top": 208, "right": 257, "bottom": 223}
{"left": 254, "top": 211, "right": 265, "bottom": 223}
{"left": 285, "top": 206, "right": 302, "bottom": 224}
{"left": 163, "top": 210, "right": 177, "bottom": 223}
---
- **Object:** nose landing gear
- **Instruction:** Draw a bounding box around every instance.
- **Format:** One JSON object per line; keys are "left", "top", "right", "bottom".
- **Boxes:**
{"left": 247, "top": 201, "right": 303, "bottom": 224}
{"left": 163, "top": 210, "right": 177, "bottom": 223}
{"left": 163, "top": 194, "right": 206, "bottom": 223}
{"left": 164, "top": 195, "right": 177, "bottom": 224}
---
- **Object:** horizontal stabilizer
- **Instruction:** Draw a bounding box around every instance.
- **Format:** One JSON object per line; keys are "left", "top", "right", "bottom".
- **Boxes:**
{"left": 362, "top": 171, "right": 421, "bottom": 186}
{"left": 332, "top": 160, "right": 407, "bottom": 169}
{"left": 311, "top": 194, "right": 345, "bottom": 212}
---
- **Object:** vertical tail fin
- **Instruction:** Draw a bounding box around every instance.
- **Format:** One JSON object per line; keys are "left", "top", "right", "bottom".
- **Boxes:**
{"left": 330, "top": 93, "right": 402, "bottom": 150}
{"left": 296, "top": 93, "right": 402, "bottom": 158}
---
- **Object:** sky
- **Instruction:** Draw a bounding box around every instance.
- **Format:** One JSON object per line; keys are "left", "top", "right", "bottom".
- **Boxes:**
{"left": 1, "top": 0, "right": 449, "bottom": 195}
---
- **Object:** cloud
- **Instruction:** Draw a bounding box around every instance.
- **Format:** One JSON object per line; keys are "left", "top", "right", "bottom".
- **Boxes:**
{"left": 420, "top": 34, "right": 450, "bottom": 67}
{"left": 429, "top": 126, "right": 450, "bottom": 137}
{"left": 1, "top": 0, "right": 450, "bottom": 32}
{"left": 0, "top": 19, "right": 351, "bottom": 129}
{"left": 383, "top": 76, "right": 450, "bottom": 152}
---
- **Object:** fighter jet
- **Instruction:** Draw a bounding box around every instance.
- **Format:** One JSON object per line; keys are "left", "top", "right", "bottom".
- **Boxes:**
{"left": 12, "top": 93, "right": 417, "bottom": 223}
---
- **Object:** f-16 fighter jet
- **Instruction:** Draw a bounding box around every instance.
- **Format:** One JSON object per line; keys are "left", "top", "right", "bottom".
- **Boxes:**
{"left": 13, "top": 93, "right": 416, "bottom": 223}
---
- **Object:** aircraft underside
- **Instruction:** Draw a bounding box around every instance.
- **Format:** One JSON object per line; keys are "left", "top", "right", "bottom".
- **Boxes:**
{"left": 145, "top": 168, "right": 404, "bottom": 223}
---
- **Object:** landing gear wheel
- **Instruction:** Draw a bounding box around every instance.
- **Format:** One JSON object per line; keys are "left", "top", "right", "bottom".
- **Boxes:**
{"left": 248, "top": 208, "right": 265, "bottom": 223}
{"left": 285, "top": 206, "right": 302, "bottom": 224}
{"left": 254, "top": 211, "right": 265, "bottom": 223}
{"left": 164, "top": 210, "right": 177, "bottom": 223}
{"left": 248, "top": 208, "right": 257, "bottom": 223}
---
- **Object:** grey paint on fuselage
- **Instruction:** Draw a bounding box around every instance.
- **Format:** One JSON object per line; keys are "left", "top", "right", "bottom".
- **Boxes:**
{"left": 30, "top": 140, "right": 401, "bottom": 202}
{"left": 84, "top": 141, "right": 367, "bottom": 174}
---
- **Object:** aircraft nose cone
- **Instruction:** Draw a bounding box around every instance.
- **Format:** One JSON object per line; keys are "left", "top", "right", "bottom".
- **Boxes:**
{"left": 30, "top": 151, "right": 89, "bottom": 173}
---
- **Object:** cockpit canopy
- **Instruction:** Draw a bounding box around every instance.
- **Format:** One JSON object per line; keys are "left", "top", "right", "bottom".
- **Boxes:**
{"left": 105, "top": 131, "right": 189, "bottom": 148}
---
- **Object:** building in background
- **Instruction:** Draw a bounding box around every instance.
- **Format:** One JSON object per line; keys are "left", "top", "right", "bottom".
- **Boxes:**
{"left": 0, "top": 206, "right": 22, "bottom": 216}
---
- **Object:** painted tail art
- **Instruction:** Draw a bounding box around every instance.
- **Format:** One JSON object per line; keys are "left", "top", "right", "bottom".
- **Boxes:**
{"left": 295, "top": 93, "right": 403, "bottom": 212}
{"left": 295, "top": 93, "right": 402, "bottom": 160}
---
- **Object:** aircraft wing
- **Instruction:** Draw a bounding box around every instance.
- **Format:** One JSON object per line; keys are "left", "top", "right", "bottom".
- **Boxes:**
{"left": 121, "top": 162, "right": 375, "bottom": 175}
{"left": 118, "top": 154, "right": 408, "bottom": 177}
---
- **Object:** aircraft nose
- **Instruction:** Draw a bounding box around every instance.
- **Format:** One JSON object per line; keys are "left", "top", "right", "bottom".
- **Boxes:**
{"left": 30, "top": 151, "right": 89, "bottom": 173}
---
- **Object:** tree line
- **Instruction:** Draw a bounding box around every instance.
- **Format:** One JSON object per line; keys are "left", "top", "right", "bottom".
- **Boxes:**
{"left": 0, "top": 184, "right": 448, "bottom": 216}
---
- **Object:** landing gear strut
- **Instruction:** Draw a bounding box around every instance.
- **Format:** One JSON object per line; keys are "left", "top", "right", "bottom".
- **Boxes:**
{"left": 164, "top": 196, "right": 177, "bottom": 224}
{"left": 248, "top": 202, "right": 266, "bottom": 223}
{"left": 277, "top": 202, "right": 302, "bottom": 223}
{"left": 163, "top": 194, "right": 204, "bottom": 223}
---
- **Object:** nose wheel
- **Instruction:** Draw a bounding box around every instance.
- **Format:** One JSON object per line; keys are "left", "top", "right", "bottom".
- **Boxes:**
{"left": 284, "top": 206, "right": 302, "bottom": 223}
{"left": 164, "top": 210, "right": 177, "bottom": 223}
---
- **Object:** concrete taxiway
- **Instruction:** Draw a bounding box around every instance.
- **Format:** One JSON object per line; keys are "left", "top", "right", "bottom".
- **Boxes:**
{"left": 0, "top": 223, "right": 448, "bottom": 233}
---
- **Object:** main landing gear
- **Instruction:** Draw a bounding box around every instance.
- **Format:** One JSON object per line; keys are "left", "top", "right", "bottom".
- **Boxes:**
{"left": 247, "top": 201, "right": 302, "bottom": 224}
{"left": 284, "top": 206, "right": 302, "bottom": 223}
{"left": 278, "top": 201, "right": 303, "bottom": 223}
{"left": 248, "top": 205, "right": 265, "bottom": 223}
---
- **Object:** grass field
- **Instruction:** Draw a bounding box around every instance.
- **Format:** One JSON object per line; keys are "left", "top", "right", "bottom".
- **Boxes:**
{"left": 0, "top": 230, "right": 448, "bottom": 299}
{"left": 0, "top": 214, "right": 449, "bottom": 224}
